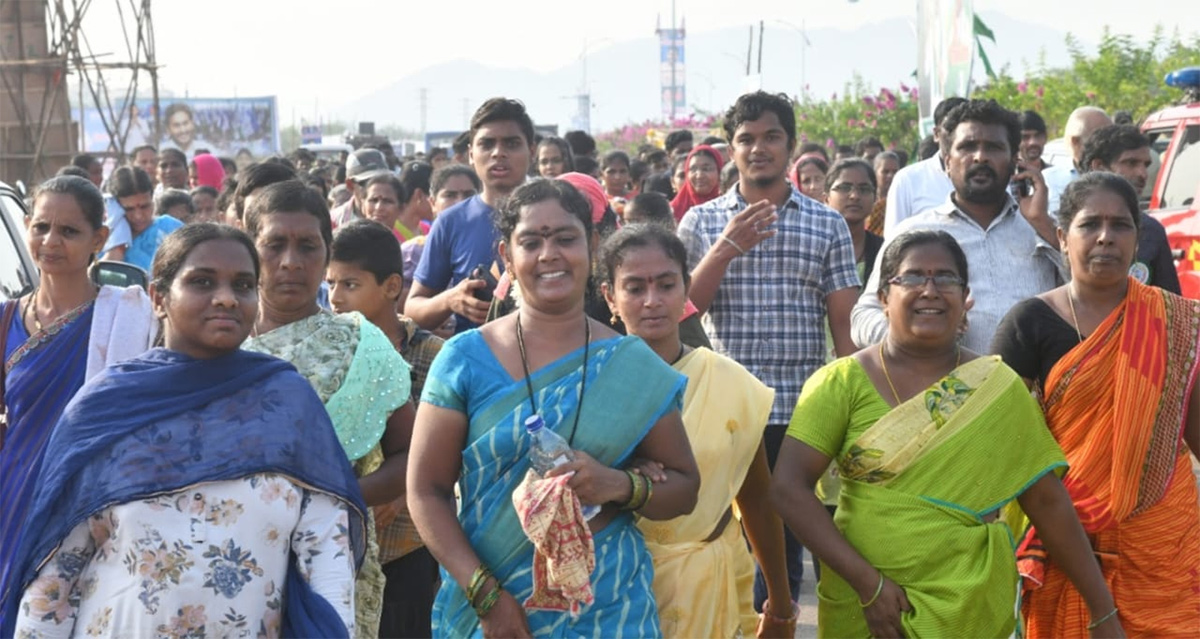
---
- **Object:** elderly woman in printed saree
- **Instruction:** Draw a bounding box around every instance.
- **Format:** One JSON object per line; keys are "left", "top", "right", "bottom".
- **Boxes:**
{"left": 4, "top": 224, "right": 364, "bottom": 638}
{"left": 770, "top": 230, "right": 1124, "bottom": 638}
{"left": 407, "top": 179, "right": 700, "bottom": 638}
{"left": 240, "top": 180, "right": 414, "bottom": 639}
{"left": 994, "top": 173, "right": 1200, "bottom": 638}
{"left": 0, "top": 177, "right": 157, "bottom": 627}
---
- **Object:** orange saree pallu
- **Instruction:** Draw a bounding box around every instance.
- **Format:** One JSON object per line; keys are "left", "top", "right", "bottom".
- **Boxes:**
{"left": 1019, "top": 279, "right": 1200, "bottom": 638}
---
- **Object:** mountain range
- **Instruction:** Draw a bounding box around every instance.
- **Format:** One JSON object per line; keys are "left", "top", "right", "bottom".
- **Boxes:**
{"left": 335, "top": 11, "right": 1087, "bottom": 134}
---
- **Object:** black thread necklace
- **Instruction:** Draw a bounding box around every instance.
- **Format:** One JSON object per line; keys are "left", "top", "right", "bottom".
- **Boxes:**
{"left": 516, "top": 311, "right": 590, "bottom": 445}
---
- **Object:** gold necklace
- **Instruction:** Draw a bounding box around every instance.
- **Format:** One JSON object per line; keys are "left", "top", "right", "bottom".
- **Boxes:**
{"left": 879, "top": 342, "right": 962, "bottom": 405}
{"left": 1066, "top": 288, "right": 1084, "bottom": 343}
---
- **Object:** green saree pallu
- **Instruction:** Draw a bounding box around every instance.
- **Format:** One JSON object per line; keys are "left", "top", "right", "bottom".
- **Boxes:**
{"left": 817, "top": 356, "right": 1066, "bottom": 638}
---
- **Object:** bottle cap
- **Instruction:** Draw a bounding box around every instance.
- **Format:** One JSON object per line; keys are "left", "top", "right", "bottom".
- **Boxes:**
{"left": 524, "top": 414, "right": 544, "bottom": 432}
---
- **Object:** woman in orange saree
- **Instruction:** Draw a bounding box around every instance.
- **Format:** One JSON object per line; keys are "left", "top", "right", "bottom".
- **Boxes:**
{"left": 994, "top": 173, "right": 1200, "bottom": 638}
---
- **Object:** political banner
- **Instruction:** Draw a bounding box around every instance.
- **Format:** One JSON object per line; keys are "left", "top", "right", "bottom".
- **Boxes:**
{"left": 916, "top": 0, "right": 975, "bottom": 136}
{"left": 74, "top": 96, "right": 279, "bottom": 158}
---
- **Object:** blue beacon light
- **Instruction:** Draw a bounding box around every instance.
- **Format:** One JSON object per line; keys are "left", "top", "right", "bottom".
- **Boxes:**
{"left": 1164, "top": 67, "right": 1200, "bottom": 90}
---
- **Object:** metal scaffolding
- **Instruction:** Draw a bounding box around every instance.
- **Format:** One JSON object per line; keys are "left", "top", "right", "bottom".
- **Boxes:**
{"left": 0, "top": 0, "right": 160, "bottom": 184}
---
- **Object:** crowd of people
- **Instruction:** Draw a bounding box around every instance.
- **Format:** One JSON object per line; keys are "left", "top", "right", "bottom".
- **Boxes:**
{"left": 1, "top": 86, "right": 1197, "bottom": 639}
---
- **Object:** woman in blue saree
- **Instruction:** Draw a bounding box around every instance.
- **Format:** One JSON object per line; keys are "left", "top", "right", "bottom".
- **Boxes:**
{"left": 408, "top": 179, "right": 701, "bottom": 638}
{"left": 3, "top": 223, "right": 366, "bottom": 638}
{"left": 0, "top": 177, "right": 157, "bottom": 626}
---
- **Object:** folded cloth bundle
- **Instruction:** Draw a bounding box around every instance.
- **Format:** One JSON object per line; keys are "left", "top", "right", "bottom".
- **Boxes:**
{"left": 512, "top": 470, "right": 596, "bottom": 617}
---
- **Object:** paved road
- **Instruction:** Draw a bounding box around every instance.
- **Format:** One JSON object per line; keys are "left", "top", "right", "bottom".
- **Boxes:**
{"left": 791, "top": 458, "right": 1200, "bottom": 638}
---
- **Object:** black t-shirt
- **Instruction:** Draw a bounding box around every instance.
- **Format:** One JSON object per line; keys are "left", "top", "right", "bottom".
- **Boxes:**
{"left": 1135, "top": 213, "right": 1181, "bottom": 295}
{"left": 990, "top": 297, "right": 1085, "bottom": 395}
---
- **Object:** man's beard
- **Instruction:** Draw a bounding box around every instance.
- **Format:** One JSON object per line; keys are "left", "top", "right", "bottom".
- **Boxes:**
{"left": 748, "top": 169, "right": 783, "bottom": 190}
{"left": 958, "top": 165, "right": 1008, "bottom": 205}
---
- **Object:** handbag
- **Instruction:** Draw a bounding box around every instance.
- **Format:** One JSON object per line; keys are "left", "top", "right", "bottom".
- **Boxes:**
{"left": 0, "top": 299, "right": 19, "bottom": 450}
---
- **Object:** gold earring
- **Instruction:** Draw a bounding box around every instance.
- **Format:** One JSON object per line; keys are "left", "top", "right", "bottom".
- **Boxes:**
{"left": 610, "top": 313, "right": 619, "bottom": 325}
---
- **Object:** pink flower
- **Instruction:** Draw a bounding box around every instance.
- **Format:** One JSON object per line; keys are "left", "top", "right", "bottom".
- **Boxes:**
{"left": 910, "top": 87, "right": 919, "bottom": 98}
{"left": 826, "top": 138, "right": 836, "bottom": 148}
{"left": 831, "top": 92, "right": 838, "bottom": 101}
{"left": 880, "top": 88, "right": 896, "bottom": 102}
{"left": 1017, "top": 81, "right": 1028, "bottom": 94}
{"left": 862, "top": 96, "right": 876, "bottom": 106}
{"left": 847, "top": 119, "right": 858, "bottom": 127}
{"left": 863, "top": 109, "right": 876, "bottom": 118}
{"left": 1035, "top": 86, "right": 1045, "bottom": 98}
{"left": 899, "top": 82, "right": 910, "bottom": 93}
{"left": 1086, "top": 91, "right": 1097, "bottom": 101}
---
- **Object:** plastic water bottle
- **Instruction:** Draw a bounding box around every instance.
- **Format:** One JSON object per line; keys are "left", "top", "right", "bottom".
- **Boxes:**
{"left": 525, "top": 415, "right": 600, "bottom": 520}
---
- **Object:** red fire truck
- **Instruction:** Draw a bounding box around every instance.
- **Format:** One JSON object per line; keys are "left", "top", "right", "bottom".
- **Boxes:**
{"left": 1143, "top": 67, "right": 1200, "bottom": 297}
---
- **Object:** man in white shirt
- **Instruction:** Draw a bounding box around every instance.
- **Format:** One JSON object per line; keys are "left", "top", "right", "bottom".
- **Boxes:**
{"left": 852, "top": 99, "right": 1062, "bottom": 353}
{"left": 882, "top": 97, "right": 966, "bottom": 236}
{"left": 1043, "top": 106, "right": 1112, "bottom": 216}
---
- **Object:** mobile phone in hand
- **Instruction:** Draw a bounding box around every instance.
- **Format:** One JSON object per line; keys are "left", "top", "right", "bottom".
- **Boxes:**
{"left": 469, "top": 264, "right": 498, "bottom": 303}
{"left": 1009, "top": 178, "right": 1032, "bottom": 199}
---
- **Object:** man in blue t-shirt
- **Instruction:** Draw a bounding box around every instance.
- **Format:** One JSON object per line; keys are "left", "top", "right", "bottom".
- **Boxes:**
{"left": 406, "top": 98, "right": 535, "bottom": 333}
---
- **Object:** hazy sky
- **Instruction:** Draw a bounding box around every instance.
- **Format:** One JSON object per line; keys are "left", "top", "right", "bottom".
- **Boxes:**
{"left": 80, "top": 0, "right": 1197, "bottom": 129}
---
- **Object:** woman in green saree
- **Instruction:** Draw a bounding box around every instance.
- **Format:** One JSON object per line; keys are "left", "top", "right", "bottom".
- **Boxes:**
{"left": 771, "top": 230, "right": 1123, "bottom": 638}
{"left": 240, "top": 179, "right": 415, "bottom": 639}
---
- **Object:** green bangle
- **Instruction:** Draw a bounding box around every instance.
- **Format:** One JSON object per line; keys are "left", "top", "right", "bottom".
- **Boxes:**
{"left": 475, "top": 581, "right": 503, "bottom": 618}
{"left": 1087, "top": 607, "right": 1118, "bottom": 630}
{"left": 465, "top": 564, "right": 492, "bottom": 604}
{"left": 859, "top": 573, "right": 885, "bottom": 608}
{"left": 639, "top": 474, "right": 654, "bottom": 510}
{"left": 620, "top": 470, "right": 644, "bottom": 510}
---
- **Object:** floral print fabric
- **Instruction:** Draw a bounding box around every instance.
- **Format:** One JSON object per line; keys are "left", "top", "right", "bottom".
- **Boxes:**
{"left": 13, "top": 475, "right": 355, "bottom": 639}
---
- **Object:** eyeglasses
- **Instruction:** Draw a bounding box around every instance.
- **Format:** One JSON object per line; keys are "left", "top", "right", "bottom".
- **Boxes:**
{"left": 886, "top": 274, "right": 965, "bottom": 292}
{"left": 830, "top": 183, "right": 876, "bottom": 196}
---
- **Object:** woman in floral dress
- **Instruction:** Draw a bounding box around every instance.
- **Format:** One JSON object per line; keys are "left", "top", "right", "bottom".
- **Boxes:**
{"left": 4, "top": 224, "right": 365, "bottom": 638}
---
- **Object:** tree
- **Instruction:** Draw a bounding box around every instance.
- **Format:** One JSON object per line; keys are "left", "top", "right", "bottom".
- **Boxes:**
{"left": 793, "top": 75, "right": 922, "bottom": 157}
{"left": 973, "top": 26, "right": 1200, "bottom": 136}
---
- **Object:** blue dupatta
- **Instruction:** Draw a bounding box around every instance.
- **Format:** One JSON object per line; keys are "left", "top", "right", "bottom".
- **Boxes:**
{"left": 421, "top": 333, "right": 686, "bottom": 638}
{"left": 0, "top": 348, "right": 367, "bottom": 638}
{"left": 0, "top": 300, "right": 93, "bottom": 613}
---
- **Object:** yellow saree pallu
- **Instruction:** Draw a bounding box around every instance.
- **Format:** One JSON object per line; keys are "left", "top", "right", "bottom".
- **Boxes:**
{"left": 1021, "top": 280, "right": 1200, "bottom": 638}
{"left": 638, "top": 348, "right": 773, "bottom": 638}
{"left": 818, "top": 357, "right": 1066, "bottom": 638}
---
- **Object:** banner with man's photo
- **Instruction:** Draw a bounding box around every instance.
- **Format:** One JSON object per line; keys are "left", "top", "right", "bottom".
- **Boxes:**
{"left": 74, "top": 96, "right": 279, "bottom": 158}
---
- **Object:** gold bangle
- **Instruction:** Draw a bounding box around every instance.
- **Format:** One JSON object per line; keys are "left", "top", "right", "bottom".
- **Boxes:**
{"left": 859, "top": 573, "right": 884, "bottom": 608}
{"left": 620, "top": 470, "right": 645, "bottom": 510}
{"left": 465, "top": 564, "right": 492, "bottom": 604}
{"left": 1087, "top": 607, "right": 1118, "bottom": 630}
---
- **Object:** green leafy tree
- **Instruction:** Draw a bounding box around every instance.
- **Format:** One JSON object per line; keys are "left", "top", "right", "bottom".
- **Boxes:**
{"left": 973, "top": 26, "right": 1200, "bottom": 136}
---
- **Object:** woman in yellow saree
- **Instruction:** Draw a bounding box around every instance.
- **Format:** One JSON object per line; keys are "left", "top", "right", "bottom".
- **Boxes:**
{"left": 599, "top": 223, "right": 794, "bottom": 638}
{"left": 771, "top": 230, "right": 1123, "bottom": 638}
{"left": 993, "top": 173, "right": 1200, "bottom": 637}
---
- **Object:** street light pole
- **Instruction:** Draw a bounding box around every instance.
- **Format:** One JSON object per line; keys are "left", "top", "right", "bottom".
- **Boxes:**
{"left": 774, "top": 18, "right": 810, "bottom": 99}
